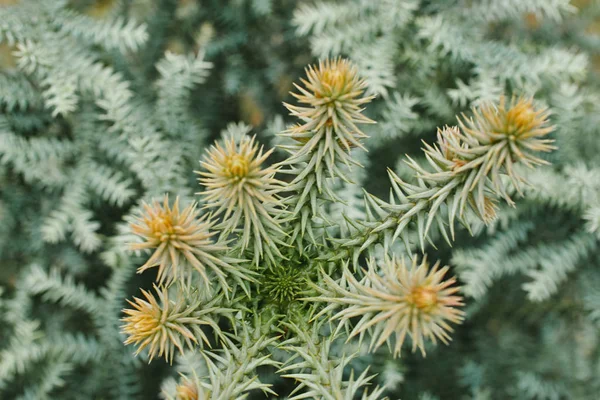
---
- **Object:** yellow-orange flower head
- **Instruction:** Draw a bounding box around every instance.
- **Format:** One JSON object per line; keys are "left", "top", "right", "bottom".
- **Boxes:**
{"left": 197, "top": 135, "right": 280, "bottom": 219}
{"left": 387, "top": 256, "right": 464, "bottom": 356}
{"left": 420, "top": 98, "right": 555, "bottom": 222}
{"left": 317, "top": 256, "right": 464, "bottom": 357}
{"left": 304, "top": 58, "right": 361, "bottom": 102}
{"left": 121, "top": 286, "right": 206, "bottom": 364}
{"left": 174, "top": 378, "right": 208, "bottom": 400}
{"left": 130, "top": 196, "right": 233, "bottom": 290}
{"left": 196, "top": 134, "right": 286, "bottom": 264}
{"left": 459, "top": 96, "right": 555, "bottom": 166}
{"left": 225, "top": 153, "right": 249, "bottom": 179}
{"left": 283, "top": 58, "right": 375, "bottom": 151}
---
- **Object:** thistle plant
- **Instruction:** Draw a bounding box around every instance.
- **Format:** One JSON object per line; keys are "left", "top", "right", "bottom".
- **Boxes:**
{"left": 122, "top": 59, "right": 556, "bottom": 398}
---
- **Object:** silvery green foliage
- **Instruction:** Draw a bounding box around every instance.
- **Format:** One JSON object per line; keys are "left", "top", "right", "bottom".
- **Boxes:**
{"left": 1, "top": 0, "right": 599, "bottom": 399}
{"left": 0, "top": 0, "right": 216, "bottom": 398}
{"left": 296, "top": 0, "right": 600, "bottom": 398}
{"left": 0, "top": 0, "right": 213, "bottom": 257}
{"left": 0, "top": 0, "right": 311, "bottom": 397}
{"left": 294, "top": 0, "right": 588, "bottom": 147}
{"left": 0, "top": 261, "right": 141, "bottom": 400}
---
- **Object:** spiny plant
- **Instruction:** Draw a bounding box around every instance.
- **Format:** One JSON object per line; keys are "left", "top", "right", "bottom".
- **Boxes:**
{"left": 121, "top": 58, "right": 556, "bottom": 399}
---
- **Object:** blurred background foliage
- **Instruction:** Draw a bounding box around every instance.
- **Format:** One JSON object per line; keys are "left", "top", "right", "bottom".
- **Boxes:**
{"left": 0, "top": 0, "right": 599, "bottom": 399}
